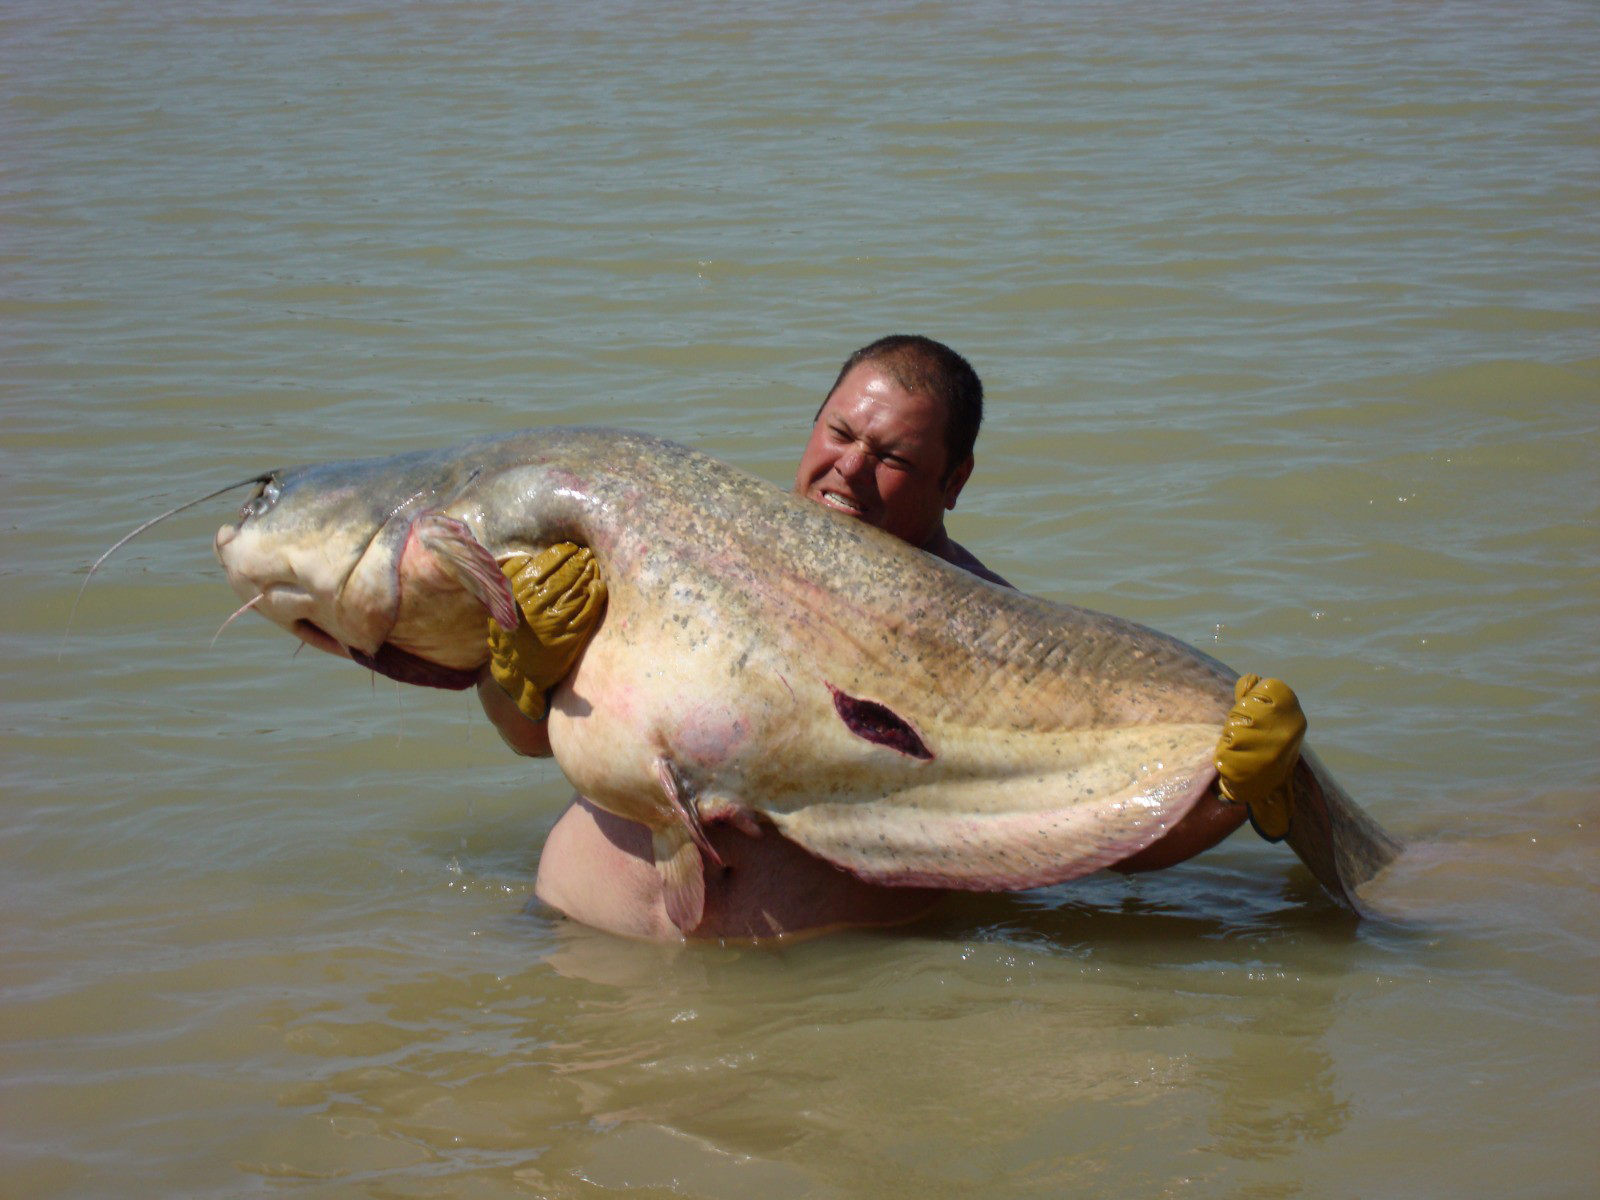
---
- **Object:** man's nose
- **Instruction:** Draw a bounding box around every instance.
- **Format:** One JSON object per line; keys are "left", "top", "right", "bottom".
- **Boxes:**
{"left": 836, "top": 446, "right": 871, "bottom": 479}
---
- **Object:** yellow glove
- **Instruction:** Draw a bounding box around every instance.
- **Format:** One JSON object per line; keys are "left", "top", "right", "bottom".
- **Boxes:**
{"left": 1215, "top": 674, "right": 1307, "bottom": 842}
{"left": 487, "top": 543, "right": 607, "bottom": 722}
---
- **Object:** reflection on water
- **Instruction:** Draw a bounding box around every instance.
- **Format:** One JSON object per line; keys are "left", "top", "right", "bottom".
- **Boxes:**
{"left": 4, "top": 0, "right": 1597, "bottom": 1196}
{"left": 205, "top": 877, "right": 1369, "bottom": 1196}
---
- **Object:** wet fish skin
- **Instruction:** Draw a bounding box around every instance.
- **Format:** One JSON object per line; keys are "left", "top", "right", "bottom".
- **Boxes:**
{"left": 214, "top": 427, "right": 1397, "bottom": 927}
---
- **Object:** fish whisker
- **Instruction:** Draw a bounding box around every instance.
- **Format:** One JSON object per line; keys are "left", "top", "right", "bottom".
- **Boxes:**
{"left": 61, "top": 473, "right": 275, "bottom": 659}
{"left": 211, "top": 593, "right": 266, "bottom": 647}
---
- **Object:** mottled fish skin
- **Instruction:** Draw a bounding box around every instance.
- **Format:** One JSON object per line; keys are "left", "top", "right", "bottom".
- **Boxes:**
{"left": 214, "top": 428, "right": 1384, "bottom": 908}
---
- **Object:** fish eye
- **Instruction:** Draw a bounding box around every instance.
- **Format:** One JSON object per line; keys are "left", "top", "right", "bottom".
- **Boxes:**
{"left": 239, "top": 476, "right": 282, "bottom": 521}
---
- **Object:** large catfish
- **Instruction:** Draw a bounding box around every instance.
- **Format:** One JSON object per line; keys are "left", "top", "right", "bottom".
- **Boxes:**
{"left": 211, "top": 428, "right": 1399, "bottom": 930}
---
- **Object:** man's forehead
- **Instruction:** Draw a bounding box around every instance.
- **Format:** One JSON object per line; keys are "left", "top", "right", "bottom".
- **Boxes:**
{"left": 823, "top": 369, "right": 947, "bottom": 444}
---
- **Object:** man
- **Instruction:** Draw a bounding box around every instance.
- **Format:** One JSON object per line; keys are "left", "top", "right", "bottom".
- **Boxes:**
{"left": 478, "top": 336, "right": 1302, "bottom": 940}
{"left": 791, "top": 334, "right": 1010, "bottom": 586}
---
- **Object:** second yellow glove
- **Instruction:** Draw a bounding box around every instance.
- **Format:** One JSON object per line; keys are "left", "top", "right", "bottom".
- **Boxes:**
{"left": 487, "top": 542, "right": 607, "bottom": 722}
{"left": 1215, "top": 673, "right": 1307, "bottom": 842}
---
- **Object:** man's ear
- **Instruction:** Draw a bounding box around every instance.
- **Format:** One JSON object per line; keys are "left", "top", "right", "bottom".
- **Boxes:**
{"left": 943, "top": 455, "right": 975, "bottom": 510}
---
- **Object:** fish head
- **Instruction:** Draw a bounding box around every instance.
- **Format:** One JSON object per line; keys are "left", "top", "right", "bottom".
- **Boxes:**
{"left": 213, "top": 449, "right": 506, "bottom": 689}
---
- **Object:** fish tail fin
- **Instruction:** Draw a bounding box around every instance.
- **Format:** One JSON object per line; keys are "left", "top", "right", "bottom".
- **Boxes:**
{"left": 1285, "top": 746, "right": 1404, "bottom": 911}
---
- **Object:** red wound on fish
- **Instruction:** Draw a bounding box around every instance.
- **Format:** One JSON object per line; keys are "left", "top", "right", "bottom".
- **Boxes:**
{"left": 828, "top": 685, "right": 934, "bottom": 760}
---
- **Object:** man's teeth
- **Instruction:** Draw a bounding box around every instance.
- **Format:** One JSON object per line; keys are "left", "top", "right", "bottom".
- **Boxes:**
{"left": 822, "top": 491, "right": 862, "bottom": 512}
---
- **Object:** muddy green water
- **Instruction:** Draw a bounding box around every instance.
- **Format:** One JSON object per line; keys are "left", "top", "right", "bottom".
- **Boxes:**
{"left": 4, "top": 2, "right": 1597, "bottom": 1197}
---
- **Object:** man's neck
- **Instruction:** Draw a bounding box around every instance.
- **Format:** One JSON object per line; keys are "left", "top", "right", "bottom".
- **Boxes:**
{"left": 919, "top": 525, "right": 1013, "bottom": 589}
{"left": 917, "top": 524, "right": 956, "bottom": 561}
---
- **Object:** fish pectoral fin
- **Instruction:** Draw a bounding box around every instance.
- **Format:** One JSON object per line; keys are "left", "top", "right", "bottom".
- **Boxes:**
{"left": 412, "top": 511, "right": 519, "bottom": 630}
{"left": 652, "top": 825, "right": 706, "bottom": 934}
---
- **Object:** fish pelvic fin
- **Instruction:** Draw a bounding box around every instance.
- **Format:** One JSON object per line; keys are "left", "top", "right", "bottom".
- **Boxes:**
{"left": 649, "top": 756, "right": 720, "bottom": 934}
{"left": 652, "top": 825, "right": 706, "bottom": 934}
{"left": 654, "top": 756, "right": 722, "bottom": 868}
{"left": 412, "top": 512, "right": 518, "bottom": 630}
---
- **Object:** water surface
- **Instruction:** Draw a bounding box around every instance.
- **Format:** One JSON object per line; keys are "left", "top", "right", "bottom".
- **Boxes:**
{"left": 3, "top": 2, "right": 1596, "bottom": 1196}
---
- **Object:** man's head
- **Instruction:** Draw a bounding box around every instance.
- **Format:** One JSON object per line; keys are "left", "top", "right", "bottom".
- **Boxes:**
{"left": 794, "top": 335, "right": 984, "bottom": 551}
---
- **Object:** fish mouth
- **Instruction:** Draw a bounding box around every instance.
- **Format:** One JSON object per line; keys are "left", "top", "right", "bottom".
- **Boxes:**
{"left": 247, "top": 582, "right": 373, "bottom": 657}
{"left": 284, "top": 613, "right": 476, "bottom": 691}
{"left": 285, "top": 613, "right": 478, "bottom": 691}
{"left": 292, "top": 618, "right": 349, "bottom": 659}
{"left": 347, "top": 642, "right": 481, "bottom": 691}
{"left": 289, "top": 613, "right": 478, "bottom": 691}
{"left": 223, "top": 536, "right": 481, "bottom": 691}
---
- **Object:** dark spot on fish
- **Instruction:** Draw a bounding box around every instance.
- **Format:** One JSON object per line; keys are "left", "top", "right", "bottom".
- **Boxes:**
{"left": 829, "top": 685, "right": 933, "bottom": 761}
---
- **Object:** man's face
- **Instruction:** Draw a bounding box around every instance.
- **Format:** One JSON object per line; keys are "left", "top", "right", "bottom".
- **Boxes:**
{"left": 793, "top": 362, "right": 973, "bottom": 549}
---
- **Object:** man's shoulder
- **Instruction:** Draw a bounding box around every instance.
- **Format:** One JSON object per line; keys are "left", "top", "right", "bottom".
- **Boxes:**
{"left": 940, "top": 538, "right": 1014, "bottom": 589}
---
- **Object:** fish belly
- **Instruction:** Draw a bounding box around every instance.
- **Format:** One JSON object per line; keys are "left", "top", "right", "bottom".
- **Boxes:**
{"left": 545, "top": 599, "right": 1220, "bottom": 892}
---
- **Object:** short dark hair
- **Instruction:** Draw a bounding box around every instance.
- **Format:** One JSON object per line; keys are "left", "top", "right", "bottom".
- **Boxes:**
{"left": 819, "top": 334, "right": 984, "bottom": 478}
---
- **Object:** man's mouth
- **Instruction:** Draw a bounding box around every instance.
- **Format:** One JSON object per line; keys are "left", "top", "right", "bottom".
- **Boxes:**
{"left": 818, "top": 489, "right": 865, "bottom": 516}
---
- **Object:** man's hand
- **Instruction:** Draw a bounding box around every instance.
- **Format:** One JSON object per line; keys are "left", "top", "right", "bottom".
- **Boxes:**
{"left": 1215, "top": 674, "right": 1307, "bottom": 841}
{"left": 487, "top": 543, "right": 607, "bottom": 722}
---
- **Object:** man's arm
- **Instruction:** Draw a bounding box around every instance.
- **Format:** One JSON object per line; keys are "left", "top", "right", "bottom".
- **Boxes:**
{"left": 477, "top": 672, "right": 554, "bottom": 757}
